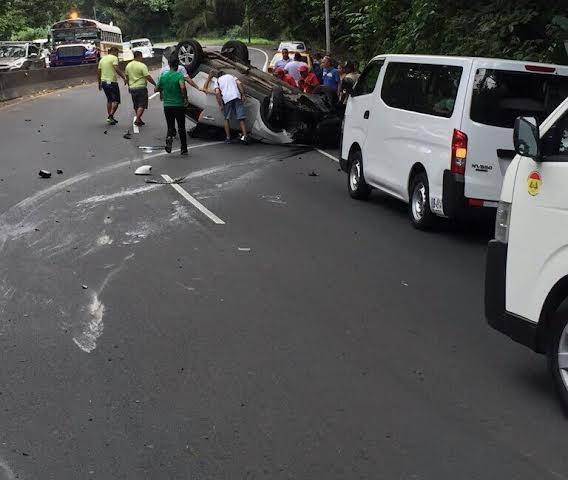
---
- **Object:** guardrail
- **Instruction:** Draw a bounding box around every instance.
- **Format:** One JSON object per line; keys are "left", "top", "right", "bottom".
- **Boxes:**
{"left": 0, "top": 56, "right": 163, "bottom": 103}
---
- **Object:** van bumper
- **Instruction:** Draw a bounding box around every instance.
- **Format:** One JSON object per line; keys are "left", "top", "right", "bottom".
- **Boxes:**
{"left": 442, "top": 170, "right": 465, "bottom": 218}
{"left": 485, "top": 239, "right": 539, "bottom": 352}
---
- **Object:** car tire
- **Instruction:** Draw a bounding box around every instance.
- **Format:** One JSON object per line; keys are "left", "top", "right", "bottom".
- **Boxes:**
{"left": 409, "top": 172, "right": 435, "bottom": 230}
{"left": 264, "top": 85, "right": 285, "bottom": 128}
{"left": 548, "top": 312, "right": 568, "bottom": 413}
{"left": 348, "top": 151, "right": 371, "bottom": 200}
{"left": 221, "top": 40, "right": 250, "bottom": 65}
{"left": 175, "top": 39, "right": 203, "bottom": 75}
{"left": 313, "top": 85, "right": 339, "bottom": 108}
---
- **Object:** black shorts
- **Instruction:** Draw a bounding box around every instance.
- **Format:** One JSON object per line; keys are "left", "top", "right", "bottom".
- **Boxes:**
{"left": 130, "top": 87, "right": 148, "bottom": 109}
{"left": 102, "top": 82, "right": 120, "bottom": 104}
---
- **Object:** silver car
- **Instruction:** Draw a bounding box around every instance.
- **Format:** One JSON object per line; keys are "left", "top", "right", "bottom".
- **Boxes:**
{"left": 0, "top": 42, "right": 46, "bottom": 72}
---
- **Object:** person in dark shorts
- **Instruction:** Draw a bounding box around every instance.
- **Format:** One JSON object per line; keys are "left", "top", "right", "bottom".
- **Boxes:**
{"left": 125, "top": 51, "right": 156, "bottom": 126}
{"left": 155, "top": 56, "right": 189, "bottom": 155}
{"left": 97, "top": 46, "right": 126, "bottom": 125}
{"left": 210, "top": 70, "right": 248, "bottom": 144}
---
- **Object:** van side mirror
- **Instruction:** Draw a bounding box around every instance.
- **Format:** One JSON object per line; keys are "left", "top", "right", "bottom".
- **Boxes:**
{"left": 514, "top": 116, "right": 541, "bottom": 161}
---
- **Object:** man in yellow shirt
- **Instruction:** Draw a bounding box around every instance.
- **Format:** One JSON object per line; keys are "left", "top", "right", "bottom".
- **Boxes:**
{"left": 125, "top": 51, "right": 157, "bottom": 127}
{"left": 97, "top": 46, "right": 125, "bottom": 125}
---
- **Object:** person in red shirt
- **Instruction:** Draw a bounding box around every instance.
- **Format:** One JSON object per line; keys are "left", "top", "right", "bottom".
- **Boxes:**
{"left": 297, "top": 64, "right": 320, "bottom": 93}
{"left": 274, "top": 67, "right": 297, "bottom": 88}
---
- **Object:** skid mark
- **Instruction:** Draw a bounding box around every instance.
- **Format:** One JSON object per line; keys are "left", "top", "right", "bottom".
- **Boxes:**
{"left": 77, "top": 184, "right": 161, "bottom": 206}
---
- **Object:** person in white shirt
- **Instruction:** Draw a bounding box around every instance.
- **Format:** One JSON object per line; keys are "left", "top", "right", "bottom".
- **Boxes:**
{"left": 204, "top": 70, "right": 248, "bottom": 144}
{"left": 284, "top": 52, "right": 308, "bottom": 83}
{"left": 274, "top": 48, "right": 291, "bottom": 70}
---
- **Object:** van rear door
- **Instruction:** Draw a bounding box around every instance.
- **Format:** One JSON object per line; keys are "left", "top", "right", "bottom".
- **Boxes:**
{"left": 461, "top": 61, "right": 568, "bottom": 203}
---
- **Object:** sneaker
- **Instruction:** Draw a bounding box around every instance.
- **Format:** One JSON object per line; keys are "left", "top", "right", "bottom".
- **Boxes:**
{"left": 240, "top": 134, "right": 249, "bottom": 144}
{"left": 180, "top": 150, "right": 189, "bottom": 156}
{"left": 165, "top": 136, "right": 173, "bottom": 153}
{"left": 108, "top": 117, "right": 118, "bottom": 125}
{"left": 224, "top": 137, "right": 232, "bottom": 144}
{"left": 134, "top": 120, "right": 144, "bottom": 127}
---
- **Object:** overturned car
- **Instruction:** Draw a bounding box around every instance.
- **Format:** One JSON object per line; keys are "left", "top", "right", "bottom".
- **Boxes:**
{"left": 163, "top": 39, "right": 343, "bottom": 147}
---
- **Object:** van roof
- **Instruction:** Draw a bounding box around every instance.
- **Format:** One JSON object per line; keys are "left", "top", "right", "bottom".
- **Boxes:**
{"left": 372, "top": 54, "right": 566, "bottom": 70}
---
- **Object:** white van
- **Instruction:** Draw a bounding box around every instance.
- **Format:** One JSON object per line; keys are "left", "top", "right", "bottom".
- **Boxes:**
{"left": 486, "top": 97, "right": 568, "bottom": 410}
{"left": 130, "top": 38, "right": 154, "bottom": 58}
{"left": 340, "top": 55, "right": 568, "bottom": 229}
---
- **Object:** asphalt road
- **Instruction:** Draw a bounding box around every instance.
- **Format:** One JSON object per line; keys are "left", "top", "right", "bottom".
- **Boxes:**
{"left": 0, "top": 53, "right": 566, "bottom": 480}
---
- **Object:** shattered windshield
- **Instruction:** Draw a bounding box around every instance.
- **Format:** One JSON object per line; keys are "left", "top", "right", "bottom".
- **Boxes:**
{"left": 0, "top": 45, "right": 26, "bottom": 58}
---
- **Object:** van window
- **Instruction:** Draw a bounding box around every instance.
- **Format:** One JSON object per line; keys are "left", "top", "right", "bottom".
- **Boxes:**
{"left": 381, "top": 62, "right": 462, "bottom": 118}
{"left": 471, "top": 69, "right": 568, "bottom": 128}
{"left": 542, "top": 111, "right": 568, "bottom": 162}
{"left": 352, "top": 60, "right": 383, "bottom": 97}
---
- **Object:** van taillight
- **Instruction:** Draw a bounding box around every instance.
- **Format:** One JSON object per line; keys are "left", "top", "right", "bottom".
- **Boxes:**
{"left": 451, "top": 129, "right": 468, "bottom": 175}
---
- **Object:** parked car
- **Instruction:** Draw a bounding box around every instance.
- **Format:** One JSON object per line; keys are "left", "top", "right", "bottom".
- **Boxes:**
{"left": 485, "top": 96, "right": 568, "bottom": 411}
{"left": 0, "top": 42, "right": 46, "bottom": 72}
{"left": 267, "top": 51, "right": 313, "bottom": 74}
{"left": 278, "top": 41, "right": 307, "bottom": 52}
{"left": 340, "top": 54, "right": 568, "bottom": 229}
{"left": 164, "top": 39, "right": 342, "bottom": 146}
{"left": 130, "top": 38, "right": 154, "bottom": 58}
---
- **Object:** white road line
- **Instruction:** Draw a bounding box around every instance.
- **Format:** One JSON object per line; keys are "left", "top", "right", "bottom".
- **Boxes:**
{"left": 249, "top": 47, "right": 269, "bottom": 72}
{"left": 149, "top": 92, "right": 159, "bottom": 100}
{"left": 315, "top": 148, "right": 339, "bottom": 163}
{"left": 132, "top": 116, "right": 140, "bottom": 134}
{"left": 161, "top": 174, "right": 225, "bottom": 225}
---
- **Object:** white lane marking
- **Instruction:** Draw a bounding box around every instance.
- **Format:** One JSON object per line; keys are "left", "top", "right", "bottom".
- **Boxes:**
{"left": 149, "top": 92, "right": 159, "bottom": 100}
{"left": 132, "top": 115, "right": 139, "bottom": 134}
{"left": 315, "top": 148, "right": 339, "bottom": 163}
{"left": 249, "top": 47, "right": 269, "bottom": 71}
{"left": 162, "top": 174, "right": 225, "bottom": 225}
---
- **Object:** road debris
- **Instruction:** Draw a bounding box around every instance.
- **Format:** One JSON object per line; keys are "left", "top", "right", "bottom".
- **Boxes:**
{"left": 103, "top": 130, "right": 108, "bottom": 135}
{"left": 38, "top": 169, "right": 51, "bottom": 178}
{"left": 401, "top": 281, "right": 408, "bottom": 287}
{"left": 134, "top": 165, "right": 152, "bottom": 175}
{"left": 144, "top": 175, "right": 185, "bottom": 185}
{"left": 238, "top": 247, "right": 251, "bottom": 252}
{"left": 82, "top": 285, "right": 88, "bottom": 289}
{"left": 56, "top": 169, "right": 63, "bottom": 175}
{"left": 308, "top": 170, "right": 319, "bottom": 177}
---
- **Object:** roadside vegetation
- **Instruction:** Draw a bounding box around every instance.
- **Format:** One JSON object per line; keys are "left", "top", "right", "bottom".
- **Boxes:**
{"left": 1, "top": 0, "right": 567, "bottom": 64}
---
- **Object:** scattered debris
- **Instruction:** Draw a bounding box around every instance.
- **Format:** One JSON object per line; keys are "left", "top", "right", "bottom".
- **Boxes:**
{"left": 38, "top": 169, "right": 51, "bottom": 178}
{"left": 24, "top": 119, "right": 31, "bottom": 122}
{"left": 401, "top": 281, "right": 408, "bottom": 287}
{"left": 103, "top": 130, "right": 108, "bottom": 135}
{"left": 82, "top": 285, "right": 88, "bottom": 289}
{"left": 145, "top": 175, "right": 185, "bottom": 184}
{"left": 308, "top": 170, "right": 319, "bottom": 177}
{"left": 56, "top": 169, "right": 63, "bottom": 174}
{"left": 134, "top": 165, "right": 152, "bottom": 175}
{"left": 238, "top": 247, "right": 251, "bottom": 252}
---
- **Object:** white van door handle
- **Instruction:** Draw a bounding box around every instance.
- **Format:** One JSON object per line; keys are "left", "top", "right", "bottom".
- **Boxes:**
{"left": 363, "top": 110, "right": 370, "bottom": 119}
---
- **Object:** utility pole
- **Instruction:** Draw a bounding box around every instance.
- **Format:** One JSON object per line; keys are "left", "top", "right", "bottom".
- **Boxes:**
{"left": 324, "top": 0, "right": 331, "bottom": 54}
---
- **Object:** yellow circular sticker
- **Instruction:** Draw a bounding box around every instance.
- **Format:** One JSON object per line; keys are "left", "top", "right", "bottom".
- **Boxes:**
{"left": 527, "top": 171, "right": 542, "bottom": 196}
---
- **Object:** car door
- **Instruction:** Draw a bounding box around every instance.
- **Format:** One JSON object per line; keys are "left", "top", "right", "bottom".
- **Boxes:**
{"left": 342, "top": 59, "right": 384, "bottom": 173}
{"left": 507, "top": 109, "right": 568, "bottom": 322}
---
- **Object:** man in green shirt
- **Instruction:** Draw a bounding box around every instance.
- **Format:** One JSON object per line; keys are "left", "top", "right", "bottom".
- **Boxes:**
{"left": 97, "top": 46, "right": 126, "bottom": 125}
{"left": 155, "top": 56, "right": 189, "bottom": 155}
{"left": 125, "top": 51, "right": 157, "bottom": 127}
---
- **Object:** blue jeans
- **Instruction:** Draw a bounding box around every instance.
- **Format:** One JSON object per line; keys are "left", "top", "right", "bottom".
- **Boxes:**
{"left": 223, "top": 98, "right": 246, "bottom": 120}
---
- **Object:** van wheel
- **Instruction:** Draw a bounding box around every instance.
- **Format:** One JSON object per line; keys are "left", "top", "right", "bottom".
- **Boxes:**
{"left": 348, "top": 151, "right": 371, "bottom": 200}
{"left": 548, "top": 313, "right": 568, "bottom": 413}
{"left": 409, "top": 172, "right": 435, "bottom": 229}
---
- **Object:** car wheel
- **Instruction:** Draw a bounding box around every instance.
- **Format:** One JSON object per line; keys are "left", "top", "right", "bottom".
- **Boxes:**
{"left": 221, "top": 40, "right": 250, "bottom": 65}
{"left": 548, "top": 312, "right": 568, "bottom": 413}
{"left": 264, "top": 85, "right": 285, "bottom": 128}
{"left": 312, "top": 85, "right": 339, "bottom": 108}
{"left": 175, "top": 39, "right": 203, "bottom": 75}
{"left": 409, "top": 172, "right": 435, "bottom": 230}
{"left": 348, "top": 151, "right": 371, "bottom": 200}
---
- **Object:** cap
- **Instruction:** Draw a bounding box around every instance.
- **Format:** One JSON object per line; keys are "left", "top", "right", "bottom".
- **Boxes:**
{"left": 298, "top": 64, "right": 309, "bottom": 73}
